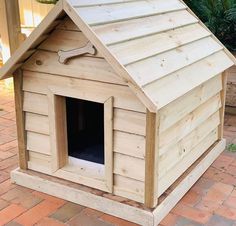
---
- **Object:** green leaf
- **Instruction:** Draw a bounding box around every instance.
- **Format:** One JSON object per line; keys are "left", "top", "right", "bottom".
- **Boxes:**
{"left": 227, "top": 143, "right": 236, "bottom": 152}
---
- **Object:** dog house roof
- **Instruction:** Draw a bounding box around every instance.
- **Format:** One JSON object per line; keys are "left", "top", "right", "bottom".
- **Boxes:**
{"left": 0, "top": 0, "right": 235, "bottom": 112}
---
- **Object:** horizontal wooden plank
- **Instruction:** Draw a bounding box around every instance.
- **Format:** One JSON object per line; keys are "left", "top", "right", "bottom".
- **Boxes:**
{"left": 27, "top": 150, "right": 144, "bottom": 203}
{"left": 11, "top": 169, "right": 153, "bottom": 226}
{"left": 25, "top": 98, "right": 145, "bottom": 165}
{"left": 76, "top": 0, "right": 186, "bottom": 26}
{"left": 25, "top": 112, "right": 50, "bottom": 135}
{"left": 93, "top": 10, "right": 198, "bottom": 45}
{"left": 69, "top": 0, "right": 135, "bottom": 7}
{"left": 53, "top": 168, "right": 109, "bottom": 192}
{"left": 126, "top": 37, "right": 222, "bottom": 87}
{"left": 24, "top": 107, "right": 146, "bottom": 152}
{"left": 114, "top": 109, "right": 146, "bottom": 136}
{"left": 158, "top": 128, "right": 218, "bottom": 196}
{"left": 109, "top": 23, "right": 210, "bottom": 65}
{"left": 23, "top": 71, "right": 145, "bottom": 113}
{"left": 153, "top": 140, "right": 226, "bottom": 225}
{"left": 27, "top": 152, "right": 103, "bottom": 189}
{"left": 159, "top": 111, "right": 220, "bottom": 177}
{"left": 159, "top": 75, "right": 222, "bottom": 132}
{"left": 38, "top": 29, "right": 86, "bottom": 50}
{"left": 38, "top": 29, "right": 103, "bottom": 58}
{"left": 63, "top": 158, "right": 105, "bottom": 181}
{"left": 144, "top": 51, "right": 234, "bottom": 109}
{"left": 22, "top": 50, "right": 125, "bottom": 85}
{"left": 114, "top": 153, "right": 145, "bottom": 182}
{"left": 114, "top": 131, "right": 145, "bottom": 159}
{"left": 23, "top": 92, "right": 48, "bottom": 115}
{"left": 29, "top": 152, "right": 145, "bottom": 202}
{"left": 159, "top": 94, "right": 221, "bottom": 150}
{"left": 228, "top": 71, "right": 236, "bottom": 83}
{"left": 28, "top": 151, "right": 51, "bottom": 174}
{"left": 29, "top": 151, "right": 51, "bottom": 163}
{"left": 27, "top": 132, "right": 51, "bottom": 155}
{"left": 27, "top": 148, "right": 145, "bottom": 203}
{"left": 56, "top": 17, "right": 80, "bottom": 31}
{"left": 114, "top": 174, "right": 144, "bottom": 203}
{"left": 28, "top": 161, "right": 51, "bottom": 174}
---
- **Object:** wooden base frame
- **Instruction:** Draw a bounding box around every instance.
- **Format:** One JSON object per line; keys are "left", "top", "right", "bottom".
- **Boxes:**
{"left": 11, "top": 139, "right": 225, "bottom": 226}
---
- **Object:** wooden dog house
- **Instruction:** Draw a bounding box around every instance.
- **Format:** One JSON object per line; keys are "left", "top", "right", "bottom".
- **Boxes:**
{"left": 0, "top": 0, "right": 236, "bottom": 225}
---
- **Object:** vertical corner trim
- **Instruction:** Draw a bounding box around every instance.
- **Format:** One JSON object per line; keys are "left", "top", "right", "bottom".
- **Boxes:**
{"left": 13, "top": 70, "right": 28, "bottom": 169}
{"left": 145, "top": 109, "right": 159, "bottom": 208}
{"left": 104, "top": 97, "right": 114, "bottom": 193}
{"left": 218, "top": 71, "right": 228, "bottom": 139}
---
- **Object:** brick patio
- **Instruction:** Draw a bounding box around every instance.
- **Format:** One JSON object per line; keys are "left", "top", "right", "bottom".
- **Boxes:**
{"left": 0, "top": 79, "right": 236, "bottom": 226}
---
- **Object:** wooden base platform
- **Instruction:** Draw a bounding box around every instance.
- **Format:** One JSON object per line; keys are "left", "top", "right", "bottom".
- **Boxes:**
{"left": 11, "top": 139, "right": 226, "bottom": 226}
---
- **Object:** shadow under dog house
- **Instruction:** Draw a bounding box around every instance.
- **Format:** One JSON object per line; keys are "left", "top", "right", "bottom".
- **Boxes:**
{"left": 0, "top": 0, "right": 236, "bottom": 225}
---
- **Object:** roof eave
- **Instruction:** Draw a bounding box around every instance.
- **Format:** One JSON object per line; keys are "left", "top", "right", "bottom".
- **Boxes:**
{"left": 0, "top": 0, "right": 64, "bottom": 80}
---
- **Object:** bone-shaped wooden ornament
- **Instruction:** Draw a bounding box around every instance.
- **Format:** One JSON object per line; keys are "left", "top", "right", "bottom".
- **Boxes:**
{"left": 58, "top": 42, "right": 96, "bottom": 64}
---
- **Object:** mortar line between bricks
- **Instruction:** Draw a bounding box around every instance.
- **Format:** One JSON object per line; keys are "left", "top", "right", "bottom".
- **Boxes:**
{"left": 0, "top": 186, "right": 16, "bottom": 197}
{"left": 0, "top": 176, "right": 12, "bottom": 186}
{"left": 8, "top": 208, "right": 29, "bottom": 224}
{"left": 210, "top": 165, "right": 236, "bottom": 178}
{"left": 9, "top": 199, "right": 48, "bottom": 223}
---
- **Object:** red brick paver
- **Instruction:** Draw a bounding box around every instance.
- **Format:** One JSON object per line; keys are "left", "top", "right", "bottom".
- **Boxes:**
{"left": 15, "top": 200, "right": 65, "bottom": 226}
{"left": 0, "top": 204, "right": 26, "bottom": 225}
{"left": 0, "top": 80, "right": 236, "bottom": 225}
{"left": 35, "top": 217, "right": 66, "bottom": 226}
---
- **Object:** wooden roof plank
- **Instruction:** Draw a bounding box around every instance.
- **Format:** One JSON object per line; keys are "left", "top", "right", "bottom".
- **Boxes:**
{"left": 69, "top": 0, "right": 137, "bottom": 7}
{"left": 76, "top": 0, "right": 186, "bottom": 26}
{"left": 93, "top": 10, "right": 198, "bottom": 45}
{"left": 126, "top": 37, "right": 223, "bottom": 87}
{"left": 109, "top": 23, "right": 210, "bottom": 65}
{"left": 143, "top": 50, "right": 234, "bottom": 109}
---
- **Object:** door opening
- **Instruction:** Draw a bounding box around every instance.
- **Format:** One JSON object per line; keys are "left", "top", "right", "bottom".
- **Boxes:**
{"left": 66, "top": 97, "right": 104, "bottom": 164}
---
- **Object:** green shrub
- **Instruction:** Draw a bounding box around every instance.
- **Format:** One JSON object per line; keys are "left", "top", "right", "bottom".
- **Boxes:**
{"left": 185, "top": 0, "right": 236, "bottom": 51}
{"left": 227, "top": 143, "right": 236, "bottom": 152}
